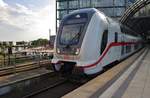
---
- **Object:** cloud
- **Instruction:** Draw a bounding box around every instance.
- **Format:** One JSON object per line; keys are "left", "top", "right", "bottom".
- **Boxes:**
{"left": 0, "top": 0, "right": 55, "bottom": 41}
{"left": 0, "top": 0, "right": 7, "bottom": 7}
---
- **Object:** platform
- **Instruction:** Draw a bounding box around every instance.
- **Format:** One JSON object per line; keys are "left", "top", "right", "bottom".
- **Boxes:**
{"left": 99, "top": 49, "right": 149, "bottom": 98}
{"left": 63, "top": 48, "right": 149, "bottom": 98}
{"left": 0, "top": 68, "right": 52, "bottom": 88}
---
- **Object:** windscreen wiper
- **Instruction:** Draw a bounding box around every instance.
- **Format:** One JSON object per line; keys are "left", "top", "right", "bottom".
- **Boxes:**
{"left": 65, "top": 32, "right": 80, "bottom": 48}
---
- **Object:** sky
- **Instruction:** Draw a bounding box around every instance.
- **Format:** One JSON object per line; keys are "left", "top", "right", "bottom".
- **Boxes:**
{"left": 0, "top": 0, "right": 56, "bottom": 41}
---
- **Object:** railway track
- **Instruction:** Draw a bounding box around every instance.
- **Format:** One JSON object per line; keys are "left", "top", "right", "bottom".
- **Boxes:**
{"left": 0, "top": 60, "right": 51, "bottom": 76}
{"left": 23, "top": 79, "right": 67, "bottom": 98}
{"left": 23, "top": 77, "right": 83, "bottom": 98}
{"left": 0, "top": 73, "right": 83, "bottom": 98}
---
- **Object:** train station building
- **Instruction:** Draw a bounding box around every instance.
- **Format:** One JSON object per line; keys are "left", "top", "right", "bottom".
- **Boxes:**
{"left": 56, "top": 0, "right": 136, "bottom": 28}
{"left": 56, "top": 0, "right": 150, "bottom": 39}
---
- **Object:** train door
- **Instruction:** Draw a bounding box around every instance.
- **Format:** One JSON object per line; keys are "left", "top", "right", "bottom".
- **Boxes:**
{"left": 115, "top": 32, "right": 118, "bottom": 43}
{"left": 101, "top": 30, "right": 108, "bottom": 55}
{"left": 114, "top": 32, "right": 120, "bottom": 60}
{"left": 100, "top": 30, "right": 108, "bottom": 67}
{"left": 121, "top": 34, "right": 125, "bottom": 56}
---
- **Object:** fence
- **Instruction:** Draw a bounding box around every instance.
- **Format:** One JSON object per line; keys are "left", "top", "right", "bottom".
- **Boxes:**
{"left": 0, "top": 53, "right": 53, "bottom": 68}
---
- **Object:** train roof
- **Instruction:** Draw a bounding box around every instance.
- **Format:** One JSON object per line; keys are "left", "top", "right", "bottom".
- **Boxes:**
{"left": 61, "top": 8, "right": 98, "bottom": 25}
{"left": 62, "top": 8, "right": 97, "bottom": 20}
{"left": 69, "top": 8, "right": 97, "bottom": 15}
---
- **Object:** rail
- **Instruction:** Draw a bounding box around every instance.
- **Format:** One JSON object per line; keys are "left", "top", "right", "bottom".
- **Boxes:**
{"left": 23, "top": 79, "right": 67, "bottom": 98}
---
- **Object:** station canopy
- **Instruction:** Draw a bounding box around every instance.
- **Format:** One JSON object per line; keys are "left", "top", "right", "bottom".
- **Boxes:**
{"left": 120, "top": 0, "right": 150, "bottom": 39}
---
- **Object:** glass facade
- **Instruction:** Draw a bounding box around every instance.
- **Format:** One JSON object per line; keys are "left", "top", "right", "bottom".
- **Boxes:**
{"left": 56, "top": 0, "right": 136, "bottom": 28}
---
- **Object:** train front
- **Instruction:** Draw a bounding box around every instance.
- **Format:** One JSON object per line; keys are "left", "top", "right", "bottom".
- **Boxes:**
{"left": 52, "top": 9, "right": 96, "bottom": 75}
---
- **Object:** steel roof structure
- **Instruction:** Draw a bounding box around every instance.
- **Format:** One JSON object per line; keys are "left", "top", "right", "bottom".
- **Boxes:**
{"left": 120, "top": 0, "right": 150, "bottom": 38}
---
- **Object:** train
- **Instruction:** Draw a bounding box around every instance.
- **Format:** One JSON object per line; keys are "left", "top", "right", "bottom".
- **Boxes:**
{"left": 52, "top": 8, "right": 142, "bottom": 75}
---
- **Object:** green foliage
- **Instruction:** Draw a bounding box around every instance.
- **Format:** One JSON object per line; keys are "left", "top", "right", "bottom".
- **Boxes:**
{"left": 31, "top": 38, "right": 49, "bottom": 47}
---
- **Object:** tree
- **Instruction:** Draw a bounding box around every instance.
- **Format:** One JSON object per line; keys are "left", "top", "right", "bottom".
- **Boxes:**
{"left": 31, "top": 38, "right": 49, "bottom": 47}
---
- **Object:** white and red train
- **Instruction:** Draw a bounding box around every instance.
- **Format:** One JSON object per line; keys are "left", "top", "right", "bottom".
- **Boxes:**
{"left": 52, "top": 8, "right": 142, "bottom": 75}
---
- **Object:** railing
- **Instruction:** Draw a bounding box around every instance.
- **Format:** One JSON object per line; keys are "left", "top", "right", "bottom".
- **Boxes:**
{"left": 0, "top": 53, "right": 53, "bottom": 69}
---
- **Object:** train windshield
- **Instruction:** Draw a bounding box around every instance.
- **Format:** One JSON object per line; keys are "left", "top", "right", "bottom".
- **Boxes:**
{"left": 60, "top": 23, "right": 84, "bottom": 45}
{"left": 59, "top": 13, "right": 88, "bottom": 45}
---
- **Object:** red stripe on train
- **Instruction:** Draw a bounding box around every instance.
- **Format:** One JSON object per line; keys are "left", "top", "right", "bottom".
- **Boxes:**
{"left": 83, "top": 42, "right": 138, "bottom": 68}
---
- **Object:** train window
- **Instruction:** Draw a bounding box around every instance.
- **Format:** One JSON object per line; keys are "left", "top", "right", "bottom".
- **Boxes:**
{"left": 101, "top": 30, "right": 108, "bottom": 54}
{"left": 64, "top": 13, "right": 88, "bottom": 25}
{"left": 135, "top": 44, "right": 138, "bottom": 49}
{"left": 126, "top": 45, "right": 131, "bottom": 53}
{"left": 60, "top": 24, "right": 83, "bottom": 45}
{"left": 115, "top": 32, "right": 118, "bottom": 43}
{"left": 121, "top": 45, "right": 125, "bottom": 55}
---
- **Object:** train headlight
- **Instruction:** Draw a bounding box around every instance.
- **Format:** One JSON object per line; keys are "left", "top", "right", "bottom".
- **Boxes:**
{"left": 57, "top": 48, "right": 60, "bottom": 54}
{"left": 75, "top": 48, "right": 80, "bottom": 55}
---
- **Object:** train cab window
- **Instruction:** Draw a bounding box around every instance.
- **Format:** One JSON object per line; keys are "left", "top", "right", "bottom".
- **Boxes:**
{"left": 60, "top": 24, "right": 83, "bottom": 45}
{"left": 115, "top": 32, "right": 118, "bottom": 43}
{"left": 101, "top": 30, "right": 108, "bottom": 54}
{"left": 59, "top": 13, "right": 88, "bottom": 46}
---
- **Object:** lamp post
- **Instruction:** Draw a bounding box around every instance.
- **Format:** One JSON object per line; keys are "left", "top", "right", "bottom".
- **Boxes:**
{"left": 49, "top": 29, "right": 51, "bottom": 46}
